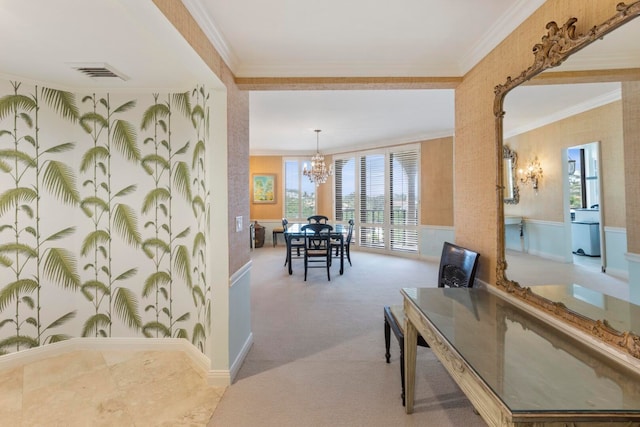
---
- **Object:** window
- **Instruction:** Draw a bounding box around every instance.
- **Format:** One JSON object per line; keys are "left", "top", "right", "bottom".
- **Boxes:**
{"left": 568, "top": 148, "right": 584, "bottom": 209}
{"left": 334, "top": 157, "right": 355, "bottom": 222}
{"left": 568, "top": 144, "right": 600, "bottom": 211}
{"left": 335, "top": 144, "right": 420, "bottom": 253}
{"left": 284, "top": 159, "right": 316, "bottom": 220}
{"left": 389, "top": 149, "right": 419, "bottom": 252}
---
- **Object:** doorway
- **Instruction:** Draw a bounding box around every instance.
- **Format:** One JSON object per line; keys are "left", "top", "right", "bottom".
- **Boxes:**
{"left": 565, "top": 142, "right": 605, "bottom": 273}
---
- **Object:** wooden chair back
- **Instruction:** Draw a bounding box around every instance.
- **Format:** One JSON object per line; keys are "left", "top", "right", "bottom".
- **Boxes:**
{"left": 307, "top": 215, "right": 329, "bottom": 224}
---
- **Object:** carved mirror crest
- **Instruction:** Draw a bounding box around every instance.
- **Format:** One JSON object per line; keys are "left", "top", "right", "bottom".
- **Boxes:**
{"left": 494, "top": 1, "right": 640, "bottom": 359}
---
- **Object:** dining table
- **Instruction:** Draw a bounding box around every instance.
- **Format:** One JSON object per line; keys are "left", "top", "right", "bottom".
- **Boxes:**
{"left": 284, "top": 223, "right": 347, "bottom": 275}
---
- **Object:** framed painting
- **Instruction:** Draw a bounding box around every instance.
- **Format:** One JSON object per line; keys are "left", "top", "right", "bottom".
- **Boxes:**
{"left": 252, "top": 174, "right": 276, "bottom": 204}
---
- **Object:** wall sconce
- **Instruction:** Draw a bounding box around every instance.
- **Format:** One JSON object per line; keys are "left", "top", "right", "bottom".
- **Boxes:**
{"left": 518, "top": 157, "right": 543, "bottom": 191}
{"left": 568, "top": 157, "right": 576, "bottom": 175}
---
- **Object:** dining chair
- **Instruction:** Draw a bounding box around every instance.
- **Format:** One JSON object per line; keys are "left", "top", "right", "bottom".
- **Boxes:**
{"left": 307, "top": 215, "right": 329, "bottom": 224}
{"left": 383, "top": 241, "right": 480, "bottom": 405}
{"left": 301, "top": 223, "right": 333, "bottom": 281}
{"left": 283, "top": 218, "right": 305, "bottom": 267}
{"left": 331, "top": 219, "right": 354, "bottom": 267}
{"left": 272, "top": 221, "right": 285, "bottom": 247}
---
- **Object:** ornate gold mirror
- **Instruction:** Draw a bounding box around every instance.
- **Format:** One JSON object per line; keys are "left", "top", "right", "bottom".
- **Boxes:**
{"left": 495, "top": 2, "right": 640, "bottom": 359}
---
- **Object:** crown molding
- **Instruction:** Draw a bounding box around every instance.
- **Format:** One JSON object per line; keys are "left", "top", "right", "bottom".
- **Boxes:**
{"left": 504, "top": 88, "right": 621, "bottom": 138}
{"left": 181, "top": 0, "right": 239, "bottom": 73}
{"left": 460, "top": 0, "right": 547, "bottom": 74}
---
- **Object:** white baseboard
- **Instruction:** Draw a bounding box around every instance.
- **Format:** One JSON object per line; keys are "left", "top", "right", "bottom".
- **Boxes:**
{"left": 0, "top": 337, "right": 211, "bottom": 374}
{"left": 605, "top": 266, "right": 629, "bottom": 280}
{"left": 231, "top": 332, "right": 253, "bottom": 382}
{"left": 418, "top": 254, "right": 440, "bottom": 263}
{"left": 207, "top": 332, "right": 253, "bottom": 387}
{"left": 207, "top": 369, "right": 232, "bottom": 386}
{"left": 527, "top": 248, "right": 567, "bottom": 263}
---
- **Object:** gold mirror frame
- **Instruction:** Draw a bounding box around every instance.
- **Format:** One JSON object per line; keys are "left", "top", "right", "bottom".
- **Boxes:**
{"left": 494, "top": 2, "right": 640, "bottom": 359}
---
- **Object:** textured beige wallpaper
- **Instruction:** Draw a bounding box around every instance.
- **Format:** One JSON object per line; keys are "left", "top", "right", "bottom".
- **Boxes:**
{"left": 505, "top": 101, "right": 625, "bottom": 227}
{"left": 623, "top": 81, "right": 640, "bottom": 253}
{"left": 226, "top": 76, "right": 251, "bottom": 274}
{"left": 456, "top": 0, "right": 624, "bottom": 284}
{"left": 421, "top": 137, "right": 454, "bottom": 226}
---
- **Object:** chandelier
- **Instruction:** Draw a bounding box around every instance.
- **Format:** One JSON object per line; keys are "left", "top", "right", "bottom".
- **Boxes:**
{"left": 303, "top": 129, "right": 333, "bottom": 185}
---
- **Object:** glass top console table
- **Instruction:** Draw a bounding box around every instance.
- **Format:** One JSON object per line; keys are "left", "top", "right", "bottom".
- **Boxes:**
{"left": 401, "top": 287, "right": 640, "bottom": 426}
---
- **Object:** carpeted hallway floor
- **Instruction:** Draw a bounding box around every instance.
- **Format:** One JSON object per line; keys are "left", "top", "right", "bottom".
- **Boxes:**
{"left": 208, "top": 247, "right": 488, "bottom": 427}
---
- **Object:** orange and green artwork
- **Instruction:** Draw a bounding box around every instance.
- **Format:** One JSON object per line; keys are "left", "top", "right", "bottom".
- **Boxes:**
{"left": 252, "top": 174, "right": 276, "bottom": 203}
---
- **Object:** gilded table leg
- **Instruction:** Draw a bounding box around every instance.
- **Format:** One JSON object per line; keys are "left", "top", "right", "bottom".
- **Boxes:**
{"left": 404, "top": 316, "right": 417, "bottom": 414}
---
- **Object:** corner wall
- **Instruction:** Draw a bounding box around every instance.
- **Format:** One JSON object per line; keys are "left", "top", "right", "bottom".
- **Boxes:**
{"left": 152, "top": 0, "right": 252, "bottom": 382}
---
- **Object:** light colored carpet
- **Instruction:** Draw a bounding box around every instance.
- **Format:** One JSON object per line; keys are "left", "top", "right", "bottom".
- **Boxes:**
{"left": 208, "top": 247, "right": 488, "bottom": 427}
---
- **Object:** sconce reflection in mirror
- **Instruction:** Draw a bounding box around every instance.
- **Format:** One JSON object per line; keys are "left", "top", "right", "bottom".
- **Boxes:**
{"left": 519, "top": 157, "right": 543, "bottom": 192}
{"left": 568, "top": 156, "right": 576, "bottom": 176}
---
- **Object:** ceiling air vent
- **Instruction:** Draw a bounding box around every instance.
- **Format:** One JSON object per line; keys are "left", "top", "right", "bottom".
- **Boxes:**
{"left": 68, "top": 62, "right": 128, "bottom": 81}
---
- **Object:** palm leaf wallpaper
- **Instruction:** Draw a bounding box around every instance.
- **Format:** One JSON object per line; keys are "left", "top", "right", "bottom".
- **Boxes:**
{"left": 0, "top": 80, "right": 212, "bottom": 355}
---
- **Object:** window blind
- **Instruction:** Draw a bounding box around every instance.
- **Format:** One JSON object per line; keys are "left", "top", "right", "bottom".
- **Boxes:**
{"left": 389, "top": 149, "right": 419, "bottom": 252}
{"left": 333, "top": 145, "right": 419, "bottom": 254}
{"left": 334, "top": 157, "right": 355, "bottom": 222}
{"left": 359, "top": 154, "right": 385, "bottom": 248}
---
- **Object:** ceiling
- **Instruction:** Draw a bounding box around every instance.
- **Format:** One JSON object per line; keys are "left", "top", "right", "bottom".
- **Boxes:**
{"left": 184, "top": 0, "right": 545, "bottom": 78}
{"left": 1, "top": 1, "right": 636, "bottom": 155}
{"left": 0, "top": 1, "right": 214, "bottom": 91}
{"left": 185, "top": 0, "right": 548, "bottom": 154}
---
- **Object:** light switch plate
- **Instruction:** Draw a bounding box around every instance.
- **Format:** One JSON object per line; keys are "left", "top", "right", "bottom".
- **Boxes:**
{"left": 235, "top": 216, "right": 243, "bottom": 232}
